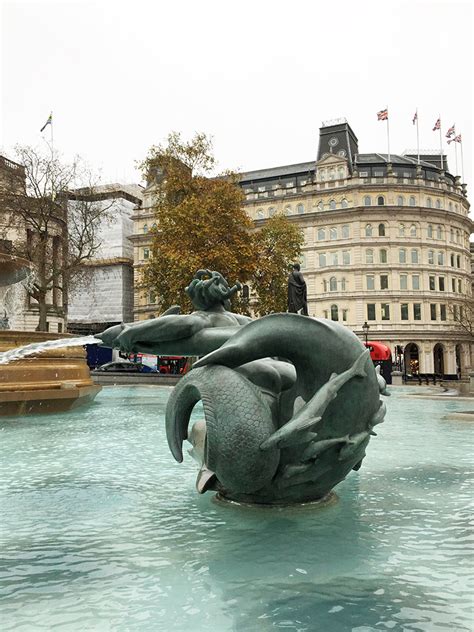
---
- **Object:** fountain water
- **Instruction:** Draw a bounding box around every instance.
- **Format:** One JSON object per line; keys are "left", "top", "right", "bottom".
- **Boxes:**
{"left": 0, "top": 252, "right": 101, "bottom": 416}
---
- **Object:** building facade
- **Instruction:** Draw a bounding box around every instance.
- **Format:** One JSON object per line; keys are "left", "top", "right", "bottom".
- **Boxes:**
{"left": 67, "top": 184, "right": 143, "bottom": 335}
{"left": 131, "top": 120, "right": 472, "bottom": 378}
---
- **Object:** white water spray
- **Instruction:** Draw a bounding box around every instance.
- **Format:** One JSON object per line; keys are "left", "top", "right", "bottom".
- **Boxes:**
{"left": 0, "top": 335, "right": 98, "bottom": 365}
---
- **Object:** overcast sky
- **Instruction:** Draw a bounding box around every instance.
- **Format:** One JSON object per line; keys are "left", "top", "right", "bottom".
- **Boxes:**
{"left": 1, "top": 0, "right": 472, "bottom": 189}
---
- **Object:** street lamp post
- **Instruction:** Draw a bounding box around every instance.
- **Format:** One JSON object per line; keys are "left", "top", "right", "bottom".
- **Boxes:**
{"left": 362, "top": 321, "right": 370, "bottom": 346}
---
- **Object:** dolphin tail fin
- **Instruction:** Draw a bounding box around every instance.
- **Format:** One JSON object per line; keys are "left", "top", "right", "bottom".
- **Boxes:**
{"left": 352, "top": 348, "right": 370, "bottom": 378}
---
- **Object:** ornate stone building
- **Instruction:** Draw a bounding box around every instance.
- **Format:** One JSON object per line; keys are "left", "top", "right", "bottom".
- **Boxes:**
{"left": 131, "top": 119, "right": 472, "bottom": 378}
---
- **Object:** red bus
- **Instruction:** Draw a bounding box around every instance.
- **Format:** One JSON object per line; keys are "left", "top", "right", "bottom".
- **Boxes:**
{"left": 364, "top": 341, "right": 392, "bottom": 384}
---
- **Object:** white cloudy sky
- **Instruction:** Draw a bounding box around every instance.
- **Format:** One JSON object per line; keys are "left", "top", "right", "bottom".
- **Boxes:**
{"left": 1, "top": 0, "right": 472, "bottom": 188}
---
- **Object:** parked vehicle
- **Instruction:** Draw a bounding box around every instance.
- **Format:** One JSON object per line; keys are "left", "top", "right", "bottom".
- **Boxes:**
{"left": 94, "top": 361, "right": 155, "bottom": 373}
{"left": 158, "top": 356, "right": 189, "bottom": 375}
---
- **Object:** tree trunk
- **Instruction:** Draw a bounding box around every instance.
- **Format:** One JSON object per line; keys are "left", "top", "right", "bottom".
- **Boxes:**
{"left": 36, "top": 293, "right": 48, "bottom": 331}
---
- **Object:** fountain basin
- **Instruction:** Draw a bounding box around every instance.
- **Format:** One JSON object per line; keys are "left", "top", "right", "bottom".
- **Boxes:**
{"left": 0, "top": 330, "right": 101, "bottom": 415}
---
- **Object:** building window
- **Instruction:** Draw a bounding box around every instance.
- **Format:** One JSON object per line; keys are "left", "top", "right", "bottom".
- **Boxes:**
{"left": 300, "top": 254, "right": 306, "bottom": 269}
{"left": 317, "top": 201, "right": 324, "bottom": 211}
{"left": 242, "top": 285, "right": 250, "bottom": 299}
{"left": 331, "top": 304, "right": 339, "bottom": 321}
{"left": 412, "top": 275, "right": 420, "bottom": 290}
{"left": 401, "top": 303, "right": 409, "bottom": 320}
{"left": 364, "top": 196, "right": 372, "bottom": 206}
{"left": 58, "top": 323, "right": 63, "bottom": 333}
{"left": 436, "top": 226, "right": 442, "bottom": 239}
{"left": 342, "top": 250, "right": 351, "bottom": 265}
{"left": 429, "top": 276, "right": 435, "bottom": 290}
{"left": 381, "top": 304, "right": 390, "bottom": 320}
{"left": 449, "top": 202, "right": 453, "bottom": 211}
{"left": 323, "top": 280, "right": 327, "bottom": 292}
{"left": 330, "top": 227, "right": 337, "bottom": 240}
{"left": 143, "top": 248, "right": 150, "bottom": 259}
{"left": 318, "top": 253, "right": 326, "bottom": 267}
{"left": 397, "top": 195, "right": 404, "bottom": 206}
{"left": 329, "top": 200, "right": 336, "bottom": 210}
{"left": 437, "top": 252, "right": 444, "bottom": 265}
{"left": 378, "top": 223, "right": 386, "bottom": 236}
{"left": 256, "top": 209, "right": 264, "bottom": 219}
{"left": 426, "top": 197, "right": 432, "bottom": 208}
{"left": 331, "top": 252, "right": 338, "bottom": 266}
{"left": 379, "top": 249, "right": 387, "bottom": 263}
{"left": 269, "top": 207, "right": 276, "bottom": 217}
{"left": 428, "top": 250, "right": 434, "bottom": 264}
{"left": 456, "top": 230, "right": 460, "bottom": 243}
{"left": 436, "top": 199, "right": 442, "bottom": 209}
{"left": 341, "top": 198, "right": 348, "bottom": 208}
{"left": 427, "top": 225, "right": 433, "bottom": 238}
{"left": 450, "top": 253, "right": 455, "bottom": 267}
{"left": 410, "top": 225, "right": 417, "bottom": 237}
{"left": 430, "top": 304, "right": 437, "bottom": 320}
{"left": 284, "top": 205, "right": 292, "bottom": 215}
{"left": 409, "top": 196, "right": 416, "bottom": 206}
{"left": 377, "top": 196, "right": 385, "bottom": 206}
{"left": 297, "top": 203, "right": 304, "bottom": 214}
{"left": 413, "top": 303, "right": 421, "bottom": 320}
{"left": 318, "top": 228, "right": 326, "bottom": 241}
{"left": 152, "top": 223, "right": 157, "bottom": 230}
{"left": 367, "top": 304, "right": 376, "bottom": 320}
{"left": 380, "top": 275, "right": 389, "bottom": 290}
{"left": 330, "top": 277, "right": 337, "bottom": 291}
{"left": 366, "top": 275, "right": 375, "bottom": 290}
{"left": 342, "top": 309, "right": 348, "bottom": 321}
{"left": 366, "top": 249, "right": 374, "bottom": 264}
{"left": 458, "top": 279, "right": 462, "bottom": 293}
{"left": 143, "top": 224, "right": 148, "bottom": 234}
{"left": 149, "top": 291, "right": 157, "bottom": 304}
{"left": 341, "top": 278, "right": 346, "bottom": 291}
{"left": 411, "top": 249, "right": 419, "bottom": 264}
{"left": 399, "top": 224, "right": 405, "bottom": 237}
{"left": 342, "top": 224, "right": 350, "bottom": 238}
{"left": 456, "top": 255, "right": 461, "bottom": 268}
{"left": 399, "top": 249, "right": 407, "bottom": 264}
{"left": 452, "top": 278, "right": 456, "bottom": 292}
{"left": 400, "top": 274, "right": 408, "bottom": 290}
{"left": 439, "top": 277, "right": 445, "bottom": 291}
{"left": 440, "top": 304, "right": 447, "bottom": 321}
{"left": 365, "top": 224, "right": 373, "bottom": 237}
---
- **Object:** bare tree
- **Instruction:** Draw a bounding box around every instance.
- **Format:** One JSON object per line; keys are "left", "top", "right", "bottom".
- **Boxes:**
{"left": 448, "top": 298, "right": 474, "bottom": 340}
{"left": 0, "top": 146, "right": 114, "bottom": 331}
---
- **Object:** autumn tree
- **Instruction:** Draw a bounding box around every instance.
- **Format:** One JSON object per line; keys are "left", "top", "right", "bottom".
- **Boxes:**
{"left": 251, "top": 214, "right": 304, "bottom": 316}
{"left": 448, "top": 298, "right": 474, "bottom": 340}
{"left": 0, "top": 146, "right": 114, "bottom": 330}
{"left": 141, "top": 132, "right": 256, "bottom": 313}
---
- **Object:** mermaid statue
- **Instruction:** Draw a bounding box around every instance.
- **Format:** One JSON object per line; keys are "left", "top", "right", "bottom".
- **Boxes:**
{"left": 96, "top": 269, "right": 388, "bottom": 505}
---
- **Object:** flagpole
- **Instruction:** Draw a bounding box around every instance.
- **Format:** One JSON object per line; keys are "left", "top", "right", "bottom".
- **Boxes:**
{"left": 460, "top": 139, "right": 464, "bottom": 182}
{"left": 454, "top": 139, "right": 458, "bottom": 176}
{"left": 386, "top": 105, "right": 391, "bottom": 163}
{"left": 438, "top": 115, "right": 444, "bottom": 171}
{"left": 415, "top": 109, "right": 420, "bottom": 165}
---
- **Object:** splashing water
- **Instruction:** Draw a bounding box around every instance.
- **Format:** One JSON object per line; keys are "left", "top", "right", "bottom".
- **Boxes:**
{"left": 0, "top": 335, "right": 98, "bottom": 365}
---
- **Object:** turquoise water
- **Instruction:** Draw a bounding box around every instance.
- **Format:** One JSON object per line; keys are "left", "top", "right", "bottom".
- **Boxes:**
{"left": 0, "top": 386, "right": 472, "bottom": 632}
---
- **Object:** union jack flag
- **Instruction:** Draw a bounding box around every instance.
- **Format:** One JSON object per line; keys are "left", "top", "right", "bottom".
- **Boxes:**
{"left": 377, "top": 109, "right": 388, "bottom": 121}
{"left": 412, "top": 111, "right": 418, "bottom": 125}
{"left": 446, "top": 125, "right": 455, "bottom": 138}
{"left": 432, "top": 118, "right": 441, "bottom": 131}
{"left": 454, "top": 134, "right": 462, "bottom": 143}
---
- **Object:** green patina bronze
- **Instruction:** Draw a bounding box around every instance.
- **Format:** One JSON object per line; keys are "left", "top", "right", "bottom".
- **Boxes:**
{"left": 96, "top": 270, "right": 388, "bottom": 505}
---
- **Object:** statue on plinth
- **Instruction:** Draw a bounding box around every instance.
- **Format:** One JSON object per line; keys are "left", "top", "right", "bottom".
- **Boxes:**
{"left": 96, "top": 270, "right": 388, "bottom": 506}
{"left": 287, "top": 263, "right": 308, "bottom": 315}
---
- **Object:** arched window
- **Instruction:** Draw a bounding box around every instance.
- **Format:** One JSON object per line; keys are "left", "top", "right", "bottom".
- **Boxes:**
{"left": 409, "top": 196, "right": 416, "bottom": 206}
{"left": 366, "top": 249, "right": 374, "bottom": 264}
{"left": 426, "top": 197, "right": 432, "bottom": 208}
{"left": 456, "top": 255, "right": 461, "bottom": 268}
{"left": 411, "top": 249, "right": 419, "bottom": 264}
{"left": 297, "top": 203, "right": 304, "bottom": 214}
{"left": 399, "top": 224, "right": 405, "bottom": 237}
{"left": 331, "top": 252, "right": 339, "bottom": 266}
{"left": 450, "top": 254, "right": 455, "bottom": 267}
{"left": 365, "top": 224, "right": 373, "bottom": 237}
{"left": 428, "top": 224, "right": 433, "bottom": 238}
{"left": 317, "top": 201, "right": 324, "bottom": 211}
{"left": 329, "top": 200, "right": 336, "bottom": 210}
{"left": 284, "top": 205, "right": 292, "bottom": 215}
{"left": 364, "top": 196, "right": 372, "bottom": 206}
{"left": 338, "top": 167, "right": 345, "bottom": 179}
{"left": 437, "top": 251, "right": 444, "bottom": 265}
{"left": 377, "top": 196, "right": 385, "bottom": 206}
{"left": 436, "top": 225, "right": 442, "bottom": 239}
{"left": 341, "top": 198, "right": 348, "bottom": 208}
{"left": 256, "top": 209, "right": 264, "bottom": 219}
{"left": 323, "top": 279, "right": 328, "bottom": 292}
{"left": 152, "top": 223, "right": 157, "bottom": 230}
{"left": 436, "top": 199, "right": 442, "bottom": 209}
{"left": 318, "top": 228, "right": 326, "bottom": 241}
{"left": 319, "top": 253, "right": 327, "bottom": 267}
{"left": 330, "top": 227, "right": 337, "bottom": 240}
{"left": 331, "top": 304, "right": 339, "bottom": 321}
{"left": 143, "top": 224, "right": 148, "bottom": 234}
{"left": 428, "top": 250, "right": 434, "bottom": 264}
{"left": 143, "top": 248, "right": 150, "bottom": 260}
{"left": 268, "top": 207, "right": 276, "bottom": 217}
{"left": 341, "top": 278, "right": 346, "bottom": 291}
{"left": 378, "top": 223, "right": 386, "bottom": 236}
{"left": 410, "top": 225, "right": 417, "bottom": 237}
{"left": 329, "top": 169, "right": 335, "bottom": 180}
{"left": 319, "top": 170, "right": 326, "bottom": 181}
{"left": 397, "top": 195, "right": 404, "bottom": 206}
{"left": 399, "top": 248, "right": 407, "bottom": 264}
{"left": 380, "top": 249, "right": 388, "bottom": 263}
{"left": 342, "top": 225, "right": 350, "bottom": 238}
{"left": 329, "top": 276, "right": 337, "bottom": 291}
